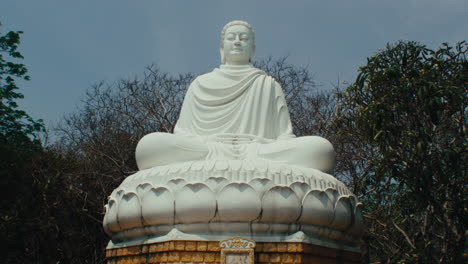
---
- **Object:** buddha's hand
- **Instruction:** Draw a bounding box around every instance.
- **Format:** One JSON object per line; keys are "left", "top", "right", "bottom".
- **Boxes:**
{"left": 202, "top": 133, "right": 261, "bottom": 144}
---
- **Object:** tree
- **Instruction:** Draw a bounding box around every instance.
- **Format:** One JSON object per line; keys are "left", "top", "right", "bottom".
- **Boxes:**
{"left": 334, "top": 41, "right": 467, "bottom": 263}
{"left": 0, "top": 23, "right": 43, "bottom": 148}
{"left": 0, "top": 23, "right": 49, "bottom": 263}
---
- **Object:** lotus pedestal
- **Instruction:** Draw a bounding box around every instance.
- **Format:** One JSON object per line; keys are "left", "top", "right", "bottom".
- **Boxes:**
{"left": 103, "top": 160, "right": 363, "bottom": 264}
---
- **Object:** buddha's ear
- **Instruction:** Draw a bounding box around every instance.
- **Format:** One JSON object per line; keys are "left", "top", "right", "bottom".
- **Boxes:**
{"left": 250, "top": 44, "right": 256, "bottom": 63}
{"left": 220, "top": 47, "right": 225, "bottom": 64}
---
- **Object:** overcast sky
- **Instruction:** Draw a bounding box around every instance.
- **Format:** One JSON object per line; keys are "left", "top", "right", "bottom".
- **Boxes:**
{"left": 2, "top": 0, "right": 467, "bottom": 132}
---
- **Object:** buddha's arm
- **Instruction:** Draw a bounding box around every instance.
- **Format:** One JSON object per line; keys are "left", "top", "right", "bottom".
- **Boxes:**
{"left": 273, "top": 80, "right": 296, "bottom": 140}
{"left": 173, "top": 83, "right": 194, "bottom": 137}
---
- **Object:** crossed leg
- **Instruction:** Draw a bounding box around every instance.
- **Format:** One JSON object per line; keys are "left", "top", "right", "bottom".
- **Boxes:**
{"left": 135, "top": 133, "right": 335, "bottom": 172}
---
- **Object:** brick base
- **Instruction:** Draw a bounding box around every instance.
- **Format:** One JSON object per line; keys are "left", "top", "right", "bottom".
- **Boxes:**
{"left": 105, "top": 241, "right": 361, "bottom": 264}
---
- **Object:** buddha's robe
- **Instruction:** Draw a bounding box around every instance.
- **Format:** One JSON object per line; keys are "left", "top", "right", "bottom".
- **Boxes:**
{"left": 136, "top": 65, "right": 335, "bottom": 172}
{"left": 175, "top": 64, "right": 294, "bottom": 141}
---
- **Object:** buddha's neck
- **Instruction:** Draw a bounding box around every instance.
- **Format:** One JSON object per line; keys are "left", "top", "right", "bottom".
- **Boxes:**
{"left": 220, "top": 63, "right": 253, "bottom": 70}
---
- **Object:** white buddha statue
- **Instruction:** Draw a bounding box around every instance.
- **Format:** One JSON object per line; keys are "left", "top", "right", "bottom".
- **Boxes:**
{"left": 135, "top": 20, "right": 335, "bottom": 172}
{"left": 104, "top": 21, "right": 364, "bottom": 250}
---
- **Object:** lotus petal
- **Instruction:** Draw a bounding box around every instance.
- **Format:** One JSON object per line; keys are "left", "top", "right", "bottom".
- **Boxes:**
{"left": 205, "top": 177, "right": 229, "bottom": 193}
{"left": 217, "top": 183, "right": 261, "bottom": 221}
{"left": 300, "top": 190, "right": 333, "bottom": 226}
{"left": 103, "top": 199, "right": 119, "bottom": 233}
{"left": 141, "top": 187, "right": 174, "bottom": 225}
{"left": 166, "top": 178, "right": 186, "bottom": 192}
{"left": 175, "top": 183, "right": 216, "bottom": 223}
{"left": 289, "top": 182, "right": 311, "bottom": 201}
{"left": 117, "top": 192, "right": 142, "bottom": 229}
{"left": 249, "top": 178, "right": 273, "bottom": 198}
{"left": 331, "top": 196, "right": 353, "bottom": 230}
{"left": 261, "top": 186, "right": 301, "bottom": 223}
{"left": 349, "top": 203, "right": 364, "bottom": 235}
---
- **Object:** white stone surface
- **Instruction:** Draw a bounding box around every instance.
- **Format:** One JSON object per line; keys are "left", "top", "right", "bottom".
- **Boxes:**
{"left": 134, "top": 20, "right": 335, "bottom": 173}
{"left": 103, "top": 20, "right": 363, "bottom": 251}
{"left": 104, "top": 160, "right": 362, "bottom": 250}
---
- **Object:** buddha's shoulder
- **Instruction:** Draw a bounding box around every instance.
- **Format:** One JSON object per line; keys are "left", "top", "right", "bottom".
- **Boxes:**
{"left": 193, "top": 66, "right": 274, "bottom": 83}
{"left": 195, "top": 71, "right": 216, "bottom": 81}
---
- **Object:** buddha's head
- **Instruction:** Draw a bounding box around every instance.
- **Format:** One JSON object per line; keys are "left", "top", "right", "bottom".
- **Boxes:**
{"left": 220, "top": 20, "right": 256, "bottom": 65}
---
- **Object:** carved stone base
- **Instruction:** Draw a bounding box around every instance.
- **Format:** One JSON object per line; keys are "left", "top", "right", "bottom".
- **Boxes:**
{"left": 105, "top": 240, "right": 361, "bottom": 264}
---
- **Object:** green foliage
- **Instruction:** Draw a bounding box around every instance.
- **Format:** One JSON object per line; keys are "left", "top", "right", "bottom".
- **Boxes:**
{"left": 0, "top": 23, "right": 106, "bottom": 264}
{"left": 0, "top": 23, "right": 44, "bottom": 226}
{"left": 0, "top": 23, "right": 44, "bottom": 181}
{"left": 0, "top": 24, "right": 43, "bottom": 144}
{"left": 334, "top": 41, "right": 467, "bottom": 263}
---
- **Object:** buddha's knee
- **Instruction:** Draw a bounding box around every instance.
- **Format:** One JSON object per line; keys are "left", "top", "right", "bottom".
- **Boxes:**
{"left": 135, "top": 132, "right": 209, "bottom": 170}
{"left": 135, "top": 132, "right": 176, "bottom": 170}
{"left": 298, "top": 136, "right": 335, "bottom": 172}
{"left": 297, "top": 136, "right": 334, "bottom": 154}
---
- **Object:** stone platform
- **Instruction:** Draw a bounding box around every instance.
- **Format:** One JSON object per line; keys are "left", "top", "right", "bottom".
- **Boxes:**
{"left": 103, "top": 160, "right": 363, "bottom": 264}
{"left": 105, "top": 240, "right": 361, "bottom": 264}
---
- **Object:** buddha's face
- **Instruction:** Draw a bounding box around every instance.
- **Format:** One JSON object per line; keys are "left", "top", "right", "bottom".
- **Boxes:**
{"left": 222, "top": 25, "right": 255, "bottom": 65}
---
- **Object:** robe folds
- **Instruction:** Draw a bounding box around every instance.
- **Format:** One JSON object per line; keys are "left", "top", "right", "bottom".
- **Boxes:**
{"left": 136, "top": 64, "right": 335, "bottom": 171}
{"left": 174, "top": 64, "right": 295, "bottom": 142}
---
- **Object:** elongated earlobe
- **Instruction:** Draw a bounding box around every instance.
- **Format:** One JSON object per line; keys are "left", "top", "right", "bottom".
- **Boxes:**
{"left": 220, "top": 48, "right": 225, "bottom": 64}
{"left": 249, "top": 45, "right": 256, "bottom": 63}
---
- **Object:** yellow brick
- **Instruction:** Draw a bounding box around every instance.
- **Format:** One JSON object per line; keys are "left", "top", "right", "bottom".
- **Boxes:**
{"left": 175, "top": 241, "right": 186, "bottom": 251}
{"left": 180, "top": 252, "right": 192, "bottom": 262}
{"left": 118, "top": 256, "right": 128, "bottom": 264}
{"left": 294, "top": 254, "right": 303, "bottom": 263}
{"left": 204, "top": 252, "right": 215, "bottom": 262}
{"left": 148, "top": 253, "right": 158, "bottom": 262}
{"left": 106, "top": 249, "right": 112, "bottom": 258}
{"left": 148, "top": 244, "right": 157, "bottom": 253}
{"left": 125, "top": 256, "right": 133, "bottom": 264}
{"left": 163, "top": 242, "right": 170, "bottom": 251}
{"left": 161, "top": 252, "right": 168, "bottom": 262}
{"left": 141, "top": 245, "right": 148, "bottom": 254}
{"left": 282, "top": 253, "right": 295, "bottom": 263}
{"left": 277, "top": 243, "right": 288, "bottom": 252}
{"left": 259, "top": 253, "right": 270, "bottom": 263}
{"left": 207, "top": 242, "right": 220, "bottom": 251}
{"left": 168, "top": 252, "right": 180, "bottom": 262}
{"left": 158, "top": 242, "right": 165, "bottom": 252}
{"left": 127, "top": 246, "right": 141, "bottom": 255}
{"left": 270, "top": 253, "right": 281, "bottom": 263}
{"left": 264, "top": 243, "right": 277, "bottom": 252}
{"left": 196, "top": 241, "right": 208, "bottom": 251}
{"left": 169, "top": 241, "right": 175, "bottom": 251}
{"left": 296, "top": 243, "right": 304, "bottom": 252}
{"left": 214, "top": 253, "right": 221, "bottom": 262}
{"left": 185, "top": 241, "right": 197, "bottom": 251}
{"left": 191, "top": 252, "right": 205, "bottom": 263}
{"left": 287, "top": 243, "right": 297, "bottom": 253}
